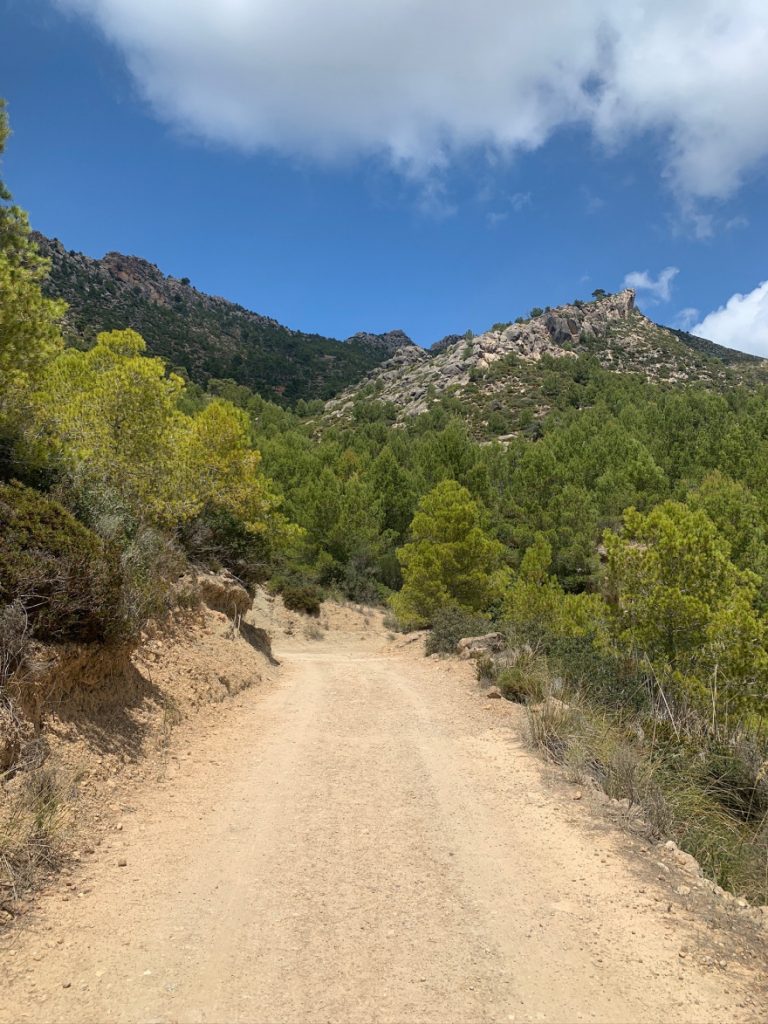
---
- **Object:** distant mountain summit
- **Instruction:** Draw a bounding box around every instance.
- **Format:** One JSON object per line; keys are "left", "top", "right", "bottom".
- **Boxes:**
{"left": 33, "top": 233, "right": 761, "bottom": 420}
{"left": 33, "top": 234, "right": 415, "bottom": 404}
{"left": 326, "top": 290, "right": 763, "bottom": 427}
{"left": 344, "top": 329, "right": 415, "bottom": 355}
{"left": 430, "top": 333, "right": 466, "bottom": 354}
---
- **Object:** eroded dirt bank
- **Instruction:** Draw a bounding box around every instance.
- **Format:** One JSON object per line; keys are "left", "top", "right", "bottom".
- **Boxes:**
{"left": 1, "top": 605, "right": 766, "bottom": 1023}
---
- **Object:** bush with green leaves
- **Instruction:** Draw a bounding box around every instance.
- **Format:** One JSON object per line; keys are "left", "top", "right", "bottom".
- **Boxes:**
{"left": 270, "top": 572, "right": 324, "bottom": 616}
{"left": 503, "top": 533, "right": 609, "bottom": 641}
{"left": 179, "top": 506, "right": 273, "bottom": 587}
{"left": 496, "top": 648, "right": 553, "bottom": 704}
{"left": 281, "top": 584, "right": 323, "bottom": 616}
{"left": 116, "top": 526, "right": 186, "bottom": 639}
{"left": 0, "top": 103, "right": 64, "bottom": 393}
{"left": 604, "top": 501, "right": 768, "bottom": 720}
{"left": 425, "top": 606, "right": 491, "bottom": 655}
{"left": 0, "top": 481, "right": 121, "bottom": 643}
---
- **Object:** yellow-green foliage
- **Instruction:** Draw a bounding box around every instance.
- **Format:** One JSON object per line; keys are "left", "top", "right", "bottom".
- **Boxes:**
{"left": 26, "top": 330, "right": 297, "bottom": 546}
{"left": 0, "top": 246, "right": 64, "bottom": 386}
{"left": 687, "top": 470, "right": 768, "bottom": 603}
{"left": 503, "top": 533, "right": 609, "bottom": 639}
{"left": 30, "top": 330, "right": 191, "bottom": 524}
{"left": 604, "top": 501, "right": 768, "bottom": 717}
{"left": 390, "top": 479, "right": 507, "bottom": 628}
{"left": 184, "top": 398, "right": 294, "bottom": 537}
{"left": 0, "top": 102, "right": 64, "bottom": 395}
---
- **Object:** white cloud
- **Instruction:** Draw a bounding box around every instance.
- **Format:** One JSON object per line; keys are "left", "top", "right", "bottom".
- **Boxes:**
{"left": 486, "top": 211, "right": 508, "bottom": 227}
{"left": 509, "top": 192, "right": 532, "bottom": 213}
{"left": 675, "top": 307, "right": 700, "bottom": 331}
{"left": 693, "top": 282, "right": 768, "bottom": 356}
{"left": 672, "top": 202, "right": 715, "bottom": 241}
{"left": 622, "top": 266, "right": 679, "bottom": 302}
{"left": 725, "top": 215, "right": 749, "bottom": 231}
{"left": 57, "top": 1, "right": 768, "bottom": 198}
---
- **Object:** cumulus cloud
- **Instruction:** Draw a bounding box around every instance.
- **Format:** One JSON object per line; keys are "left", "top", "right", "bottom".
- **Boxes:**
{"left": 623, "top": 266, "right": 679, "bottom": 302}
{"left": 693, "top": 282, "right": 768, "bottom": 356}
{"left": 57, "top": 0, "right": 768, "bottom": 197}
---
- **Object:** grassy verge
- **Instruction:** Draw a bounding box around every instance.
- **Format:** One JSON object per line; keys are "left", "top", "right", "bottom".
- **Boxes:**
{"left": 476, "top": 631, "right": 768, "bottom": 904}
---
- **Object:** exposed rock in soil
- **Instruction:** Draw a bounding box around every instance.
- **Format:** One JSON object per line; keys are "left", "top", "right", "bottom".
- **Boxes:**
{"left": 456, "top": 633, "right": 507, "bottom": 659}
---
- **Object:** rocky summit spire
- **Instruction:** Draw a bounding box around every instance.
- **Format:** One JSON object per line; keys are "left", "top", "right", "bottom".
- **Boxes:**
{"left": 326, "top": 289, "right": 759, "bottom": 424}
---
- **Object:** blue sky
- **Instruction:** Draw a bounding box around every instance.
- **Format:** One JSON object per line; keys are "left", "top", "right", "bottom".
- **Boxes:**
{"left": 3, "top": 0, "right": 768, "bottom": 351}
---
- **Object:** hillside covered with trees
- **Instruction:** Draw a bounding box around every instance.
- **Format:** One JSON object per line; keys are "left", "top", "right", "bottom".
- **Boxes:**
{"left": 33, "top": 234, "right": 416, "bottom": 405}
{"left": 1, "top": 104, "right": 767, "bottom": 904}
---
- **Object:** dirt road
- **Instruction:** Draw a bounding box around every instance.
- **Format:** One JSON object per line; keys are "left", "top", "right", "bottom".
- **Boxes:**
{"left": 1, "top": 611, "right": 765, "bottom": 1023}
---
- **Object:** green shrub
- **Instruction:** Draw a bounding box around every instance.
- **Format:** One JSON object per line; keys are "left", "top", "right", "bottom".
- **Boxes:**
{"left": 535, "top": 631, "right": 652, "bottom": 713}
{"left": 340, "top": 559, "right": 387, "bottom": 605}
{"left": 51, "top": 477, "right": 186, "bottom": 642}
{"left": 282, "top": 584, "right": 322, "bottom": 616}
{"left": 425, "top": 606, "right": 490, "bottom": 655}
{"left": 512, "top": 620, "right": 768, "bottom": 902}
{"left": 0, "top": 481, "right": 120, "bottom": 643}
{"left": 390, "top": 480, "right": 507, "bottom": 628}
{"left": 179, "top": 506, "right": 271, "bottom": 586}
{"left": 116, "top": 526, "right": 186, "bottom": 639}
{"left": 496, "top": 647, "right": 552, "bottom": 703}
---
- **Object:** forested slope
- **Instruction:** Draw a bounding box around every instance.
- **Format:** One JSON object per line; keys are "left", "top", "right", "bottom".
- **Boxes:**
{"left": 33, "top": 234, "right": 415, "bottom": 404}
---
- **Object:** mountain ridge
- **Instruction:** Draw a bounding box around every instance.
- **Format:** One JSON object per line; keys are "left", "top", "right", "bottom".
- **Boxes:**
{"left": 325, "top": 289, "right": 766, "bottom": 431}
{"left": 32, "top": 234, "right": 763, "bottom": 420}
{"left": 32, "top": 233, "right": 417, "bottom": 404}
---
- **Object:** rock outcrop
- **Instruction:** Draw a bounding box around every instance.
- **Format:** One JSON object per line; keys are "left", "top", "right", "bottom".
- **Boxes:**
{"left": 344, "top": 329, "right": 417, "bottom": 356}
{"left": 325, "top": 290, "right": 762, "bottom": 425}
{"left": 456, "top": 633, "right": 507, "bottom": 659}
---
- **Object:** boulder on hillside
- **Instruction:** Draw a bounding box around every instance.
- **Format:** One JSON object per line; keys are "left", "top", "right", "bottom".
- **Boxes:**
{"left": 544, "top": 314, "right": 577, "bottom": 345}
{"left": 456, "top": 632, "right": 507, "bottom": 659}
{"left": 530, "top": 696, "right": 571, "bottom": 717}
{"left": 186, "top": 569, "right": 252, "bottom": 620}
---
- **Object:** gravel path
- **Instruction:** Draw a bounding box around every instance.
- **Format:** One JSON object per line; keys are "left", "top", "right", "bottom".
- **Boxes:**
{"left": 1, "top": 619, "right": 765, "bottom": 1023}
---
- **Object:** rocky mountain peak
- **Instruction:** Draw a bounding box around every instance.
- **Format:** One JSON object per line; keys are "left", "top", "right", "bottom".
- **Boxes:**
{"left": 326, "top": 288, "right": 756, "bottom": 424}
{"left": 345, "top": 329, "right": 416, "bottom": 355}
{"left": 481, "top": 288, "right": 636, "bottom": 364}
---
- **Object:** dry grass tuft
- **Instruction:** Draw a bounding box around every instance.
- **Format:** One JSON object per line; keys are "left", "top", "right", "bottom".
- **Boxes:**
{"left": 0, "top": 764, "right": 78, "bottom": 902}
{"left": 496, "top": 647, "right": 552, "bottom": 704}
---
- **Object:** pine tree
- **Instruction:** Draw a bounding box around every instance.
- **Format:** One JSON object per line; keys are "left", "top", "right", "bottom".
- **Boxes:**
{"left": 390, "top": 480, "right": 507, "bottom": 628}
{"left": 0, "top": 101, "right": 64, "bottom": 385}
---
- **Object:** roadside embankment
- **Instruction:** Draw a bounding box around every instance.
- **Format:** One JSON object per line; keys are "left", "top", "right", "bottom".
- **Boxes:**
{"left": 0, "top": 571, "right": 278, "bottom": 917}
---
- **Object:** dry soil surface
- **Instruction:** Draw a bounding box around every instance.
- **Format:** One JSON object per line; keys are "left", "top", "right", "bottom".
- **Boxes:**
{"left": 1, "top": 607, "right": 766, "bottom": 1023}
